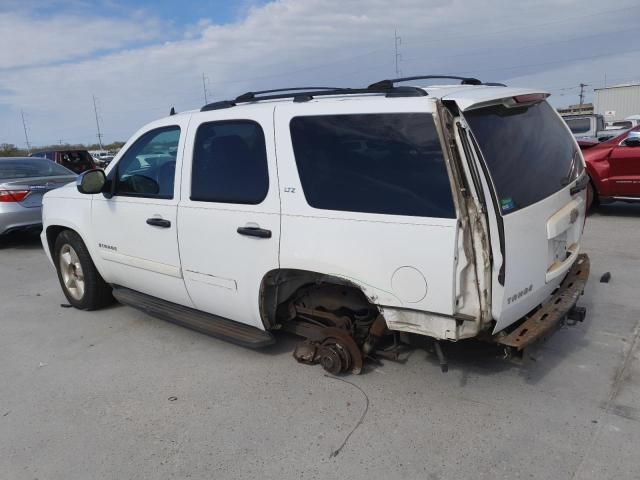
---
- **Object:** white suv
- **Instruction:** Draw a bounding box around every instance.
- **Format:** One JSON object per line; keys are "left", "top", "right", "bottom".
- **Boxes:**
{"left": 41, "top": 76, "right": 590, "bottom": 374}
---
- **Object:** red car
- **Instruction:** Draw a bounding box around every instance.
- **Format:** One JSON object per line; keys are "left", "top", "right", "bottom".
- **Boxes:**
{"left": 30, "top": 149, "right": 96, "bottom": 174}
{"left": 581, "top": 125, "right": 640, "bottom": 209}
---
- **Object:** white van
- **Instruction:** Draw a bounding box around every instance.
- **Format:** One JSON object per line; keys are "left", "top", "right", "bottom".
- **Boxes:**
{"left": 41, "top": 76, "right": 590, "bottom": 374}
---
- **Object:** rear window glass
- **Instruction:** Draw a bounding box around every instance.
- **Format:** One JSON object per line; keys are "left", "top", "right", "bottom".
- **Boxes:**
{"left": 465, "top": 101, "right": 580, "bottom": 214}
{"left": 564, "top": 117, "right": 591, "bottom": 134}
{"left": 0, "top": 158, "right": 74, "bottom": 179}
{"left": 289, "top": 113, "right": 455, "bottom": 218}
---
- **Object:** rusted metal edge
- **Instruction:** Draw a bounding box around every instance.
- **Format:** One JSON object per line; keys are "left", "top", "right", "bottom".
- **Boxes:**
{"left": 497, "top": 253, "right": 590, "bottom": 350}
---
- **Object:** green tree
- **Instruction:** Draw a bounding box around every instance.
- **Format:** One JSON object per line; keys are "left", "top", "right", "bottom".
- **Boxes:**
{"left": 0, "top": 143, "right": 26, "bottom": 157}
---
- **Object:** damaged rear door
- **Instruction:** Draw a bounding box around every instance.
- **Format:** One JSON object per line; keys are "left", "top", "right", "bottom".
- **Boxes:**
{"left": 457, "top": 95, "right": 587, "bottom": 331}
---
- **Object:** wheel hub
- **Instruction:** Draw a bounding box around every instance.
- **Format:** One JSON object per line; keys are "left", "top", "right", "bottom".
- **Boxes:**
{"left": 59, "top": 244, "right": 85, "bottom": 301}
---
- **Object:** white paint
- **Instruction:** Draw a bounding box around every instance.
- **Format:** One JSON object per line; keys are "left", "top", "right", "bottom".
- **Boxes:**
{"left": 391, "top": 267, "right": 428, "bottom": 303}
{"left": 41, "top": 83, "right": 586, "bottom": 341}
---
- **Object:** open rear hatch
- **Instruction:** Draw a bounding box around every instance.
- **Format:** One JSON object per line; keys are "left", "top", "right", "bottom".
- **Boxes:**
{"left": 453, "top": 90, "right": 589, "bottom": 335}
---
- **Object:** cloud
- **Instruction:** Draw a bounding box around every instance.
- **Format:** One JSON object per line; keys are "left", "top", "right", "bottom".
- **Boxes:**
{"left": 0, "top": 11, "right": 165, "bottom": 70}
{"left": 1, "top": 0, "right": 639, "bottom": 146}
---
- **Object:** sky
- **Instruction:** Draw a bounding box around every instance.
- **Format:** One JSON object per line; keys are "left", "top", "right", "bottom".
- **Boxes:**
{"left": 1, "top": 0, "right": 639, "bottom": 147}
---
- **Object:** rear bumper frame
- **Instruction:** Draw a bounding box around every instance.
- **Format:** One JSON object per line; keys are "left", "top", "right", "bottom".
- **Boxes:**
{"left": 496, "top": 253, "right": 590, "bottom": 350}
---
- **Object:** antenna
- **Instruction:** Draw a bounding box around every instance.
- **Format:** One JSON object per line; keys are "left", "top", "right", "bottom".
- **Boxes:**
{"left": 20, "top": 110, "right": 31, "bottom": 153}
{"left": 394, "top": 29, "right": 402, "bottom": 76}
{"left": 202, "top": 73, "right": 209, "bottom": 104}
{"left": 579, "top": 83, "right": 588, "bottom": 105}
{"left": 92, "top": 95, "right": 104, "bottom": 149}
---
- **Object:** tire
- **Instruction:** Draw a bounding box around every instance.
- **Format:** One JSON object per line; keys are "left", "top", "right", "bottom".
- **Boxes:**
{"left": 53, "top": 230, "right": 113, "bottom": 310}
{"left": 586, "top": 180, "right": 598, "bottom": 212}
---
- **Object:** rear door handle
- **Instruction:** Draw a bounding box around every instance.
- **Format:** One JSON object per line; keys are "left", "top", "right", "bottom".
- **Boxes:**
{"left": 237, "top": 226, "right": 272, "bottom": 238}
{"left": 146, "top": 217, "right": 171, "bottom": 228}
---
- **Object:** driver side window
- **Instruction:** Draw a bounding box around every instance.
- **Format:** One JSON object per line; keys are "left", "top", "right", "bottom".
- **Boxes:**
{"left": 113, "top": 126, "right": 180, "bottom": 199}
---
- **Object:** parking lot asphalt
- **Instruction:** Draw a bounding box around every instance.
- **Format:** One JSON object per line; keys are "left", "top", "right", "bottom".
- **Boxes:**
{"left": 1, "top": 204, "right": 639, "bottom": 480}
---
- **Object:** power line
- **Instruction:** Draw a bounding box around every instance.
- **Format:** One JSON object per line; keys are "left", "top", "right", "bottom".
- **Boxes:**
{"left": 92, "top": 94, "right": 104, "bottom": 149}
{"left": 20, "top": 110, "right": 31, "bottom": 153}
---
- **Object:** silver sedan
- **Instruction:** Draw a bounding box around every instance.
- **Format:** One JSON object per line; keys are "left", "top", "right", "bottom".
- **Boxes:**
{"left": 0, "top": 157, "right": 77, "bottom": 236}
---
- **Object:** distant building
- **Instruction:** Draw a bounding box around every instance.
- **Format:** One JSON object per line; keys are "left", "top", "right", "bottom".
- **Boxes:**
{"left": 557, "top": 103, "right": 594, "bottom": 116}
{"left": 594, "top": 83, "right": 640, "bottom": 122}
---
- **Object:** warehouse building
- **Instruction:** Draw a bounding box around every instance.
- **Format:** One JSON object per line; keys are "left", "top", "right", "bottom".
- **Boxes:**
{"left": 594, "top": 83, "right": 640, "bottom": 122}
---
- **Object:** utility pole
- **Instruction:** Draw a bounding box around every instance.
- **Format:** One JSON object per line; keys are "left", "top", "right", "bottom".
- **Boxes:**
{"left": 202, "top": 73, "right": 209, "bottom": 104}
{"left": 394, "top": 29, "right": 402, "bottom": 76}
{"left": 92, "top": 94, "right": 104, "bottom": 149}
{"left": 20, "top": 110, "right": 31, "bottom": 153}
{"left": 579, "top": 83, "right": 588, "bottom": 105}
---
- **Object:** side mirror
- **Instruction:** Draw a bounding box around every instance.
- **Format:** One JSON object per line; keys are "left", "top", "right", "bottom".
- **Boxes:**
{"left": 76, "top": 169, "right": 106, "bottom": 194}
{"left": 624, "top": 136, "right": 640, "bottom": 147}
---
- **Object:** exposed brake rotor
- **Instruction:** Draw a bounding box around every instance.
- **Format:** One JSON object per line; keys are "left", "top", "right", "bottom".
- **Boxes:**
{"left": 291, "top": 326, "right": 363, "bottom": 375}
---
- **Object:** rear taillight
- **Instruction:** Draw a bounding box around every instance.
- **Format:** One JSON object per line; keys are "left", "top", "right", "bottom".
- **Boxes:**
{"left": 0, "top": 190, "right": 30, "bottom": 202}
{"left": 513, "top": 93, "right": 549, "bottom": 103}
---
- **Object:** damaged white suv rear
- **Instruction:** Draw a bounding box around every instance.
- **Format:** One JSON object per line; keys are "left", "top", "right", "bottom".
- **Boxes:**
{"left": 41, "top": 75, "right": 590, "bottom": 374}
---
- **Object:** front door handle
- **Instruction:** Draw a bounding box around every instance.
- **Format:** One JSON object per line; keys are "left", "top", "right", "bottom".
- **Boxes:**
{"left": 237, "top": 225, "right": 272, "bottom": 238}
{"left": 146, "top": 217, "right": 171, "bottom": 228}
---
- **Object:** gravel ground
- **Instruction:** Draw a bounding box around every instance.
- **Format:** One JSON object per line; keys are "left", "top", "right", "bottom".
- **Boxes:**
{"left": 1, "top": 203, "right": 639, "bottom": 480}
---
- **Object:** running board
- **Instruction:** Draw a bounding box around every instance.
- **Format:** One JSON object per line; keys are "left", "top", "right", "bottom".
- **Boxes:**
{"left": 112, "top": 286, "right": 275, "bottom": 348}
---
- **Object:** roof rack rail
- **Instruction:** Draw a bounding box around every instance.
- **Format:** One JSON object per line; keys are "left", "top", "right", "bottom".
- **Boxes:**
{"left": 235, "top": 87, "right": 343, "bottom": 102}
{"left": 368, "top": 75, "right": 483, "bottom": 90}
{"left": 200, "top": 85, "right": 427, "bottom": 111}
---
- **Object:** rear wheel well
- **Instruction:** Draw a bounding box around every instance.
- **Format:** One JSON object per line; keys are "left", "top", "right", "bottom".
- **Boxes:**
{"left": 259, "top": 269, "right": 377, "bottom": 329}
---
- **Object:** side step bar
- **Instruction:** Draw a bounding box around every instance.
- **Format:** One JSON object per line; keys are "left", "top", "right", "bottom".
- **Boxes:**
{"left": 112, "top": 286, "right": 275, "bottom": 349}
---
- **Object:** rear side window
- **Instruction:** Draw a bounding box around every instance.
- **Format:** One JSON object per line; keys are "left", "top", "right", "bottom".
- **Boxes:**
{"left": 465, "top": 101, "right": 580, "bottom": 214}
{"left": 289, "top": 113, "right": 455, "bottom": 218}
{"left": 191, "top": 120, "right": 269, "bottom": 204}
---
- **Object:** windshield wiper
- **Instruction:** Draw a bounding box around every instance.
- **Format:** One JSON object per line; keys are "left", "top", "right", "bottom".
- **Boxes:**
{"left": 561, "top": 151, "right": 580, "bottom": 186}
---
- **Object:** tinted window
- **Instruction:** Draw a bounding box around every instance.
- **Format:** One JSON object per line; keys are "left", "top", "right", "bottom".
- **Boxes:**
{"left": 191, "top": 121, "right": 269, "bottom": 204}
{"left": 58, "top": 151, "right": 94, "bottom": 173}
{"left": 31, "top": 151, "right": 53, "bottom": 160}
{"left": 465, "top": 101, "right": 581, "bottom": 214}
{"left": 0, "top": 158, "right": 74, "bottom": 179}
{"left": 564, "top": 117, "right": 591, "bottom": 134}
{"left": 113, "top": 126, "right": 180, "bottom": 198}
{"left": 289, "top": 113, "right": 455, "bottom": 218}
{"left": 613, "top": 121, "right": 632, "bottom": 129}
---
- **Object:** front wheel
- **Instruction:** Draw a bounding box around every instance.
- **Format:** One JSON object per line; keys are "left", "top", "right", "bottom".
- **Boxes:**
{"left": 54, "top": 230, "right": 113, "bottom": 310}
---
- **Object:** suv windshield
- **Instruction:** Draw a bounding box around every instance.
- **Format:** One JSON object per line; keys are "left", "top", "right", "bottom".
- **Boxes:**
{"left": 465, "top": 101, "right": 580, "bottom": 214}
{"left": 0, "top": 158, "right": 74, "bottom": 179}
